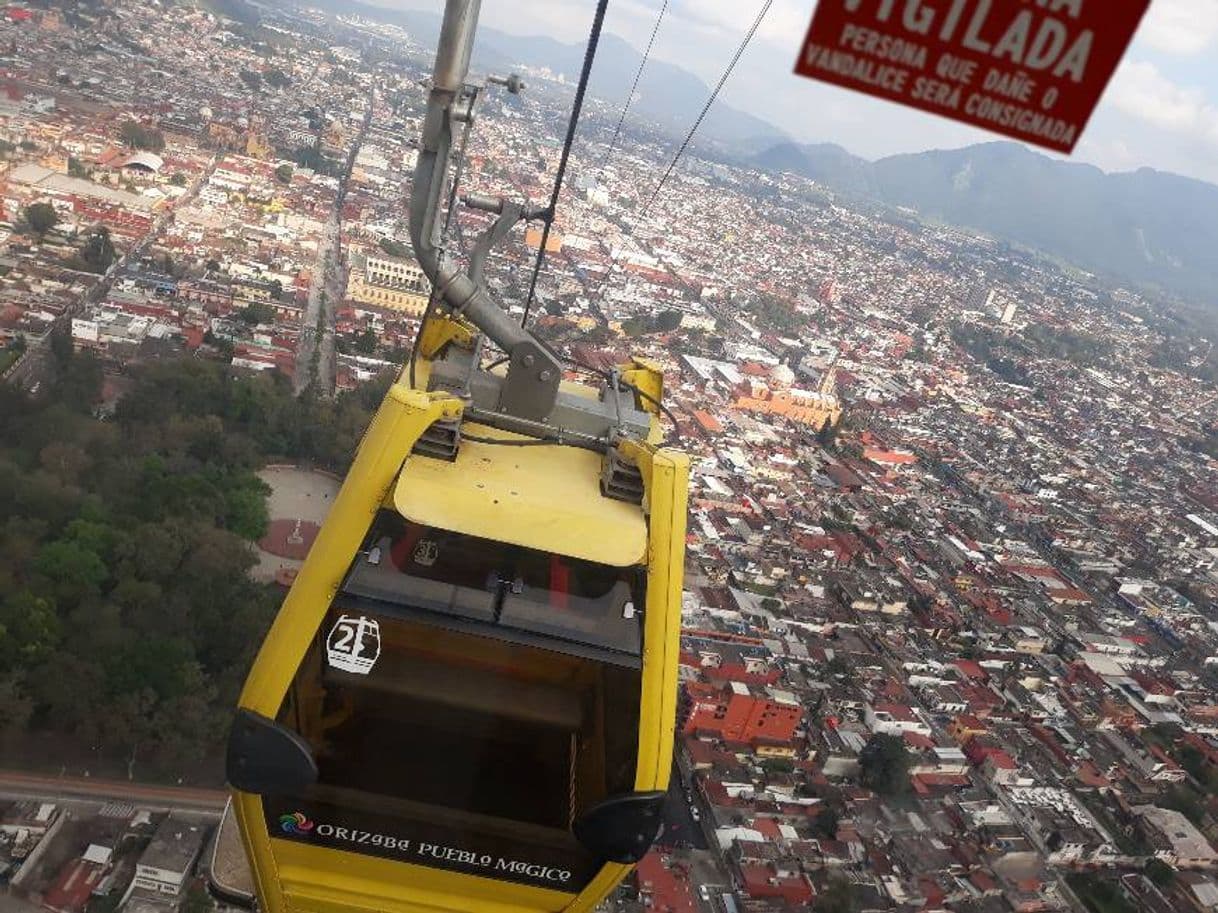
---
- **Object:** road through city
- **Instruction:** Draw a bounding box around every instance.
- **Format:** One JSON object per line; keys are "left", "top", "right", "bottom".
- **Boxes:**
{"left": 0, "top": 769, "right": 227, "bottom": 813}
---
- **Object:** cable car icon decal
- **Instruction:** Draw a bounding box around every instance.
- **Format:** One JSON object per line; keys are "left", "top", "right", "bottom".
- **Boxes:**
{"left": 326, "top": 615, "right": 381, "bottom": 675}
{"left": 412, "top": 539, "right": 438, "bottom": 567}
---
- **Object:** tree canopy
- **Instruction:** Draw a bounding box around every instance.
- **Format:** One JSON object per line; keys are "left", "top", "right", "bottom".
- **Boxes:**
{"left": 859, "top": 733, "right": 910, "bottom": 796}
{"left": 1144, "top": 858, "right": 1175, "bottom": 889}
{"left": 238, "top": 302, "right": 276, "bottom": 325}
{"left": 0, "top": 348, "right": 388, "bottom": 781}
{"left": 71, "top": 227, "right": 117, "bottom": 274}
{"left": 378, "top": 237, "right": 410, "bottom": 258}
{"left": 24, "top": 202, "right": 59, "bottom": 237}
{"left": 118, "top": 120, "right": 165, "bottom": 152}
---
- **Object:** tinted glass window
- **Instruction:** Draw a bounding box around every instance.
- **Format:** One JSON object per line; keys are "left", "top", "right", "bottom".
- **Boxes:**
{"left": 342, "top": 511, "right": 643, "bottom": 657}
{"left": 265, "top": 516, "right": 645, "bottom": 892}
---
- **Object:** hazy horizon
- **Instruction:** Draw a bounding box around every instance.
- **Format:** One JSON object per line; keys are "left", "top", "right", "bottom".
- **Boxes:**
{"left": 369, "top": 0, "right": 1218, "bottom": 186}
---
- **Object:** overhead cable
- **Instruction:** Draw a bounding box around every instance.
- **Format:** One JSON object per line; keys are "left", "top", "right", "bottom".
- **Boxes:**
{"left": 643, "top": 0, "right": 773, "bottom": 213}
{"left": 520, "top": 0, "right": 611, "bottom": 328}
{"left": 604, "top": 0, "right": 669, "bottom": 162}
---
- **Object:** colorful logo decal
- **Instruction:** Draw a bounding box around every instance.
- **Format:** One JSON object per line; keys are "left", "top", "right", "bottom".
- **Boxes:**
{"left": 279, "top": 812, "right": 314, "bottom": 836}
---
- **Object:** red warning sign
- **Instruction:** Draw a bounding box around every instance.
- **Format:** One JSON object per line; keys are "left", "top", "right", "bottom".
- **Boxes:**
{"left": 793, "top": 0, "right": 1151, "bottom": 154}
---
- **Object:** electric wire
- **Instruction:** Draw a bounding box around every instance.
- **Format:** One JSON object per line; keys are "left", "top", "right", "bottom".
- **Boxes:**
{"left": 643, "top": 0, "right": 772, "bottom": 212}
{"left": 603, "top": 0, "right": 669, "bottom": 163}
{"left": 558, "top": 0, "right": 773, "bottom": 390}
{"left": 520, "top": 0, "right": 610, "bottom": 328}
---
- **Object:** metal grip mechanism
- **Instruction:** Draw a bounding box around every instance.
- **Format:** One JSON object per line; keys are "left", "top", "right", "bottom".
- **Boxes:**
{"left": 409, "top": 0, "right": 563, "bottom": 422}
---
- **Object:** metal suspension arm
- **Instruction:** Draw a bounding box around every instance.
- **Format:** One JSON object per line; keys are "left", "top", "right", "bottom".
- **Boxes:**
{"left": 410, "top": 0, "right": 562, "bottom": 421}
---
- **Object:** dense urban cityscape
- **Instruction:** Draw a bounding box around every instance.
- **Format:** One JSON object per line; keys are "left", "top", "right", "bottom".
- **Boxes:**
{"left": 2, "top": 3, "right": 1218, "bottom": 913}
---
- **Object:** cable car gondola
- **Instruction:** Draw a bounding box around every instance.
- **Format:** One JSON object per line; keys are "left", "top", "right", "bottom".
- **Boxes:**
{"left": 225, "top": 2, "right": 690, "bottom": 911}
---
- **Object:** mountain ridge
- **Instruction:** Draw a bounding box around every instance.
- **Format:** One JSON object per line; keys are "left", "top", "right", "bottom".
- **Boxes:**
{"left": 295, "top": 0, "right": 787, "bottom": 149}
{"left": 277, "top": 0, "right": 1218, "bottom": 306}
{"left": 754, "top": 140, "right": 1218, "bottom": 305}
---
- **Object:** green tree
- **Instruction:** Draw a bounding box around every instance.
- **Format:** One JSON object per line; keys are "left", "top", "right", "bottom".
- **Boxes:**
{"left": 24, "top": 202, "right": 59, "bottom": 237}
{"left": 0, "top": 591, "right": 61, "bottom": 666}
{"left": 1144, "top": 858, "right": 1175, "bottom": 888}
{"left": 1162, "top": 785, "right": 1206, "bottom": 826}
{"left": 655, "top": 309, "right": 683, "bottom": 332}
{"left": 621, "top": 315, "right": 651, "bottom": 337}
{"left": 77, "top": 228, "right": 117, "bottom": 273}
{"left": 1066, "top": 873, "right": 1137, "bottom": 913}
{"left": 222, "top": 476, "right": 271, "bottom": 541}
{"left": 816, "top": 877, "right": 856, "bottom": 913}
{"left": 183, "top": 884, "right": 215, "bottom": 913}
{"left": 34, "top": 539, "right": 108, "bottom": 600}
{"left": 817, "top": 417, "right": 841, "bottom": 448}
{"left": 378, "top": 237, "right": 410, "bottom": 258}
{"left": 118, "top": 120, "right": 165, "bottom": 152}
{"left": 170, "top": 172, "right": 187, "bottom": 186}
{"left": 812, "top": 804, "right": 840, "bottom": 840}
{"left": 354, "top": 328, "right": 377, "bottom": 355}
{"left": 0, "top": 673, "right": 33, "bottom": 748}
{"left": 0, "top": 354, "right": 385, "bottom": 780}
{"left": 275, "top": 163, "right": 294, "bottom": 184}
{"left": 238, "top": 302, "right": 276, "bottom": 325}
{"left": 859, "top": 733, "right": 910, "bottom": 796}
{"left": 239, "top": 69, "right": 262, "bottom": 92}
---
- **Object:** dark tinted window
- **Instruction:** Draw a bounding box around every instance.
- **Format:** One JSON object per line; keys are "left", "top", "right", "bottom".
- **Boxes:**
{"left": 342, "top": 511, "right": 643, "bottom": 656}
{"left": 266, "top": 515, "right": 645, "bottom": 891}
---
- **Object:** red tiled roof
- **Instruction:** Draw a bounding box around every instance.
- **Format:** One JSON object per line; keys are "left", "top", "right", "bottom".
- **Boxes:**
{"left": 44, "top": 859, "right": 103, "bottom": 913}
{"left": 635, "top": 852, "right": 695, "bottom": 913}
{"left": 691, "top": 410, "right": 723, "bottom": 433}
{"left": 954, "top": 659, "right": 988, "bottom": 681}
{"left": 685, "top": 683, "right": 802, "bottom": 748}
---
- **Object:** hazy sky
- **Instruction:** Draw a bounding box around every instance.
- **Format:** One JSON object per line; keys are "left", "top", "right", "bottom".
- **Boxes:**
{"left": 382, "top": 0, "right": 1218, "bottom": 185}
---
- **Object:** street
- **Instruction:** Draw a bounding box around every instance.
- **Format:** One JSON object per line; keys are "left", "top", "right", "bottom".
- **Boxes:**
{"left": 293, "top": 210, "right": 343, "bottom": 395}
{"left": 0, "top": 769, "right": 227, "bottom": 813}
{"left": 293, "top": 88, "right": 373, "bottom": 396}
{"left": 658, "top": 762, "right": 709, "bottom": 851}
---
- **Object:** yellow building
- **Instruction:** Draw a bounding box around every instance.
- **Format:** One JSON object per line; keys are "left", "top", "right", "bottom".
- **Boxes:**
{"left": 346, "top": 249, "right": 430, "bottom": 316}
{"left": 732, "top": 363, "right": 842, "bottom": 431}
{"left": 245, "top": 130, "right": 272, "bottom": 159}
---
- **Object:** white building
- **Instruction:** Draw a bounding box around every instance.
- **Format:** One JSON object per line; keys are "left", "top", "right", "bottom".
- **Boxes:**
{"left": 132, "top": 813, "right": 207, "bottom": 896}
{"left": 1140, "top": 806, "right": 1218, "bottom": 869}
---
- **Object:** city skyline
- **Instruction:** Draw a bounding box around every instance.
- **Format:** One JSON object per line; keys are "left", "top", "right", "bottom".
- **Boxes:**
{"left": 372, "top": 0, "right": 1218, "bottom": 185}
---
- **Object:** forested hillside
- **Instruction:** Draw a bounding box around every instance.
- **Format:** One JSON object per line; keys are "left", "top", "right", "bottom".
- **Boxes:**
{"left": 0, "top": 339, "right": 386, "bottom": 782}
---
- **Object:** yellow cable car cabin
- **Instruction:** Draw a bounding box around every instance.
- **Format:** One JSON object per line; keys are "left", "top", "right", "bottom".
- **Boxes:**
{"left": 227, "top": 389, "right": 688, "bottom": 913}
{"left": 226, "top": 5, "right": 690, "bottom": 911}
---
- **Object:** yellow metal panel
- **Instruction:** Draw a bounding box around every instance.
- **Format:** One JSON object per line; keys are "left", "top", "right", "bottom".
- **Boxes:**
{"left": 618, "top": 358, "right": 664, "bottom": 417}
{"left": 237, "top": 385, "right": 463, "bottom": 718}
{"left": 273, "top": 840, "right": 574, "bottom": 913}
{"left": 232, "top": 376, "right": 690, "bottom": 913}
{"left": 560, "top": 864, "right": 632, "bottom": 913}
{"left": 394, "top": 425, "right": 647, "bottom": 567}
{"left": 233, "top": 386, "right": 463, "bottom": 913}
{"left": 632, "top": 448, "right": 691, "bottom": 792}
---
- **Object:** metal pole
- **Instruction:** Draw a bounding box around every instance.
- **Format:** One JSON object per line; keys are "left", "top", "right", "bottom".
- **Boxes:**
{"left": 409, "top": 0, "right": 561, "bottom": 421}
{"left": 432, "top": 0, "right": 480, "bottom": 93}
